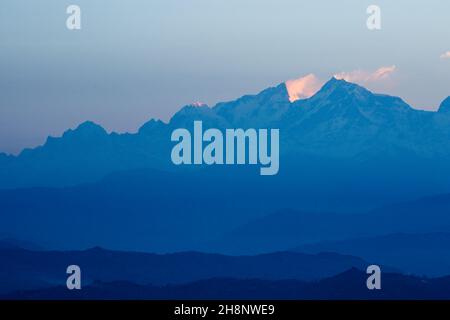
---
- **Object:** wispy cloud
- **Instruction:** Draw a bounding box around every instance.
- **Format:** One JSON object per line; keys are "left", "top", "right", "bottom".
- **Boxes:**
{"left": 440, "top": 51, "right": 450, "bottom": 59}
{"left": 334, "top": 65, "right": 397, "bottom": 84}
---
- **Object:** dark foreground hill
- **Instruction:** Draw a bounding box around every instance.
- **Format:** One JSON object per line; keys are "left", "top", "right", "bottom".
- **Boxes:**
{"left": 0, "top": 247, "right": 375, "bottom": 295}
{"left": 293, "top": 232, "right": 450, "bottom": 277}
{"left": 5, "top": 269, "right": 450, "bottom": 300}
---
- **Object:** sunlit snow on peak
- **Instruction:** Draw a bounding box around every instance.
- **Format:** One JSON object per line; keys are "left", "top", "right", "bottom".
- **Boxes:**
{"left": 285, "top": 74, "right": 323, "bottom": 102}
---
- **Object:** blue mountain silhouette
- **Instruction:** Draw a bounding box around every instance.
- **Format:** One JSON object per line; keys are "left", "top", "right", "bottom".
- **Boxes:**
{"left": 1, "top": 78, "right": 450, "bottom": 191}
{"left": 439, "top": 96, "right": 450, "bottom": 112}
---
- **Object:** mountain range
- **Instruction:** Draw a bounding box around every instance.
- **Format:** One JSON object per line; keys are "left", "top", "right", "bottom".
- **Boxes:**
{"left": 1, "top": 78, "right": 450, "bottom": 192}
{"left": 1, "top": 77, "right": 450, "bottom": 253}
{"left": 2, "top": 77, "right": 450, "bottom": 299}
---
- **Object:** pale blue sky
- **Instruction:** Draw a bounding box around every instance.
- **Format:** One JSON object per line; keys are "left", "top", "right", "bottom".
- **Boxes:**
{"left": 0, "top": 0, "right": 449, "bottom": 154}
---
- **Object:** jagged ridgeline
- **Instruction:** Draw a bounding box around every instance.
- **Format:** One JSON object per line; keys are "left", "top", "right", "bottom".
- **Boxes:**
{"left": 1, "top": 78, "right": 450, "bottom": 252}
{"left": 1, "top": 78, "right": 449, "bottom": 189}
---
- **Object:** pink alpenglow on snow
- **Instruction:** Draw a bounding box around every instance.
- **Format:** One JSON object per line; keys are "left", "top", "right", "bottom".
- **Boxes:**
{"left": 285, "top": 74, "right": 323, "bottom": 102}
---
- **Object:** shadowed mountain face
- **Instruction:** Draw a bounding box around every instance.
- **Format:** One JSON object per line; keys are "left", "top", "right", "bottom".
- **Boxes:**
{"left": 213, "top": 83, "right": 292, "bottom": 127}
{"left": 0, "top": 247, "right": 375, "bottom": 295}
{"left": 5, "top": 268, "right": 450, "bottom": 300}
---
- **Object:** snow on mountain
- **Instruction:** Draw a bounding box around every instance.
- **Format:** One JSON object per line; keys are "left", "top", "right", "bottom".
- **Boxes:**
{"left": 0, "top": 77, "right": 449, "bottom": 188}
{"left": 285, "top": 74, "right": 323, "bottom": 102}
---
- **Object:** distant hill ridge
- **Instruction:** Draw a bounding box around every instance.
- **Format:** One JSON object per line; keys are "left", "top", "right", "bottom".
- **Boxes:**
{"left": 0, "top": 246, "right": 377, "bottom": 295}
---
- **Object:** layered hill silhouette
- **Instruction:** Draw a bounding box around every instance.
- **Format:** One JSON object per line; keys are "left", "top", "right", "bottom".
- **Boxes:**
{"left": 3, "top": 168, "right": 450, "bottom": 253}
{"left": 0, "top": 246, "right": 376, "bottom": 295}
{"left": 5, "top": 268, "right": 450, "bottom": 300}
{"left": 0, "top": 167, "right": 300, "bottom": 251}
{"left": 2, "top": 77, "right": 450, "bottom": 299}
{"left": 293, "top": 232, "right": 450, "bottom": 277}
{"left": 203, "top": 193, "right": 450, "bottom": 256}
{"left": 2, "top": 77, "right": 450, "bottom": 294}
{"left": 1, "top": 78, "right": 450, "bottom": 192}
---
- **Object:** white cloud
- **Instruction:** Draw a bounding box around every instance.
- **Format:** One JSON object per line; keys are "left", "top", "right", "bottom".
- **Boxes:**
{"left": 440, "top": 51, "right": 450, "bottom": 59}
{"left": 334, "top": 65, "right": 397, "bottom": 85}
